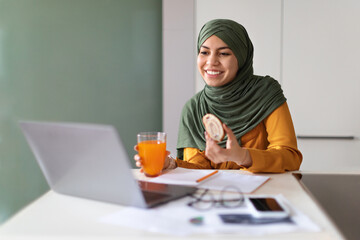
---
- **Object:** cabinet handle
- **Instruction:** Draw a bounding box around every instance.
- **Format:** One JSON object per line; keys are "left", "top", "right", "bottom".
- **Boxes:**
{"left": 297, "top": 135, "right": 355, "bottom": 140}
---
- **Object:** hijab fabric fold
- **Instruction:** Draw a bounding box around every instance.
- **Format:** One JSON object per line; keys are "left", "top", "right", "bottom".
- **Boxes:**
{"left": 177, "top": 19, "right": 286, "bottom": 159}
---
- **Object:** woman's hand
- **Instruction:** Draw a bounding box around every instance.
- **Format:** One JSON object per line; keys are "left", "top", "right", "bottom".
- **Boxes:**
{"left": 205, "top": 123, "right": 252, "bottom": 168}
{"left": 133, "top": 146, "right": 174, "bottom": 172}
{"left": 133, "top": 145, "right": 144, "bottom": 172}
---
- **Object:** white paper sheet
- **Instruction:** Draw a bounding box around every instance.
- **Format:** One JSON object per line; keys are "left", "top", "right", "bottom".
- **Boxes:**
{"left": 99, "top": 195, "right": 320, "bottom": 237}
{"left": 145, "top": 168, "right": 270, "bottom": 193}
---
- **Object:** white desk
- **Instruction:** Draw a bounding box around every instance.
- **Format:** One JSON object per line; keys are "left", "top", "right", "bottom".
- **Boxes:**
{"left": 0, "top": 170, "right": 347, "bottom": 240}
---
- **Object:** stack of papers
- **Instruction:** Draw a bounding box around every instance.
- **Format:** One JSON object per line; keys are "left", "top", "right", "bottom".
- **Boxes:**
{"left": 99, "top": 195, "right": 320, "bottom": 236}
{"left": 144, "top": 168, "right": 270, "bottom": 193}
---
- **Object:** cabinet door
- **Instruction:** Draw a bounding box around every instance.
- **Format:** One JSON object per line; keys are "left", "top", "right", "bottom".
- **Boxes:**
{"left": 282, "top": 0, "right": 360, "bottom": 171}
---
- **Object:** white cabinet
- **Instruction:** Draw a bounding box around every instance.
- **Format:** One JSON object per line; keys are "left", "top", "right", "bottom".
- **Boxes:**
{"left": 282, "top": 0, "right": 360, "bottom": 171}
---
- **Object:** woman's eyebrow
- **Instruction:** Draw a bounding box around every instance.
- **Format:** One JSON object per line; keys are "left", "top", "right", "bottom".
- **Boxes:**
{"left": 200, "top": 45, "right": 230, "bottom": 50}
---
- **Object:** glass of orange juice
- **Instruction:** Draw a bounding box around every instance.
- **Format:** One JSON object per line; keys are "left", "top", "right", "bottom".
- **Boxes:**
{"left": 137, "top": 132, "right": 166, "bottom": 177}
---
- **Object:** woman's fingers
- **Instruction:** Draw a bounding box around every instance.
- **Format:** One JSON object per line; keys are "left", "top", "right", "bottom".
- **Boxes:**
{"left": 134, "top": 155, "right": 144, "bottom": 172}
{"left": 133, "top": 144, "right": 142, "bottom": 165}
{"left": 223, "top": 123, "right": 238, "bottom": 148}
{"left": 223, "top": 123, "right": 236, "bottom": 140}
{"left": 205, "top": 131, "right": 223, "bottom": 162}
{"left": 134, "top": 144, "right": 143, "bottom": 169}
{"left": 134, "top": 154, "right": 142, "bottom": 166}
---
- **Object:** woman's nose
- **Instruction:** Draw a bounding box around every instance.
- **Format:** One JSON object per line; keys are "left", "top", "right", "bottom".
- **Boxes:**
{"left": 206, "top": 54, "right": 219, "bottom": 65}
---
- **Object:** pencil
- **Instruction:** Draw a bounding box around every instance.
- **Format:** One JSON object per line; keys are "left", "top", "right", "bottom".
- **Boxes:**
{"left": 196, "top": 170, "right": 219, "bottom": 183}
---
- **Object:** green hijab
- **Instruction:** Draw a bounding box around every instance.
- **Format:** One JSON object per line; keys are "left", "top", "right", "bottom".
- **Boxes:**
{"left": 177, "top": 19, "right": 286, "bottom": 159}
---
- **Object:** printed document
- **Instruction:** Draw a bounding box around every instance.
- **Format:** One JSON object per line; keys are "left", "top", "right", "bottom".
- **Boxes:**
{"left": 143, "top": 168, "right": 270, "bottom": 193}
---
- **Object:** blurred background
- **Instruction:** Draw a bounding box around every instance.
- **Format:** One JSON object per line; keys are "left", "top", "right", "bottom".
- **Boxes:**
{"left": 0, "top": 0, "right": 162, "bottom": 224}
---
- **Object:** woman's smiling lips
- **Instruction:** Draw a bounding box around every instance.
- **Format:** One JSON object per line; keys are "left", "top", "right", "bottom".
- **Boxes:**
{"left": 205, "top": 69, "right": 222, "bottom": 77}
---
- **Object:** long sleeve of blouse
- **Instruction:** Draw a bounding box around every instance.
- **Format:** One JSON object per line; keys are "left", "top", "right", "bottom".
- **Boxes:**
{"left": 175, "top": 102, "right": 302, "bottom": 173}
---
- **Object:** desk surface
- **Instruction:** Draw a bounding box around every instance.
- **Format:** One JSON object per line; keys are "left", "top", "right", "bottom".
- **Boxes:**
{"left": 0, "top": 170, "right": 350, "bottom": 240}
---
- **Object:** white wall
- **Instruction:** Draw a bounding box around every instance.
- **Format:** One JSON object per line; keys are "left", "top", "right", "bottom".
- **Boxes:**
{"left": 162, "top": 0, "right": 195, "bottom": 155}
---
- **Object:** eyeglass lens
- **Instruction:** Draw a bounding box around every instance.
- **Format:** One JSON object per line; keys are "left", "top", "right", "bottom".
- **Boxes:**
{"left": 188, "top": 186, "right": 244, "bottom": 210}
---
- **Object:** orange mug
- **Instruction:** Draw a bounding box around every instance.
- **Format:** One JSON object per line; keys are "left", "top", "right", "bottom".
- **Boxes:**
{"left": 137, "top": 132, "right": 166, "bottom": 177}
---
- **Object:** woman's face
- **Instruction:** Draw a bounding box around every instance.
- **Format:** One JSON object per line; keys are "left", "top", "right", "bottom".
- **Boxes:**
{"left": 197, "top": 35, "right": 238, "bottom": 87}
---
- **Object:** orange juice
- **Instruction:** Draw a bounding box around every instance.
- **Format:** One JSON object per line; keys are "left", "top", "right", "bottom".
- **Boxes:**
{"left": 138, "top": 140, "right": 166, "bottom": 177}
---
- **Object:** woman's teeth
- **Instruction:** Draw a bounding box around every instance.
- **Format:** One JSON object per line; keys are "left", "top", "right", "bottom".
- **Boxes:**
{"left": 206, "top": 70, "right": 220, "bottom": 75}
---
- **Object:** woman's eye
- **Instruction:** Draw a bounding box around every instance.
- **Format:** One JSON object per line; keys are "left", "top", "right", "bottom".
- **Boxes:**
{"left": 220, "top": 52, "right": 230, "bottom": 56}
{"left": 200, "top": 51, "right": 208, "bottom": 55}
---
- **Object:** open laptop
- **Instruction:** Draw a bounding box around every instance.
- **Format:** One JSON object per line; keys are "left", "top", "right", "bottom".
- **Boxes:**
{"left": 19, "top": 121, "right": 196, "bottom": 208}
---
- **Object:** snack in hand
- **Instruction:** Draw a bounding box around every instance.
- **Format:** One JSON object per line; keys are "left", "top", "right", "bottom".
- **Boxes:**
{"left": 202, "top": 113, "right": 224, "bottom": 142}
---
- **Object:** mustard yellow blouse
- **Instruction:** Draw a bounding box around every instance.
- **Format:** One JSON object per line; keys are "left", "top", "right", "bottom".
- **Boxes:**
{"left": 175, "top": 102, "right": 302, "bottom": 173}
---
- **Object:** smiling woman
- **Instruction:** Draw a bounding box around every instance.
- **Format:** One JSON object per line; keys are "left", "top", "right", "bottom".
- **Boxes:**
{"left": 135, "top": 19, "right": 302, "bottom": 174}
{"left": 197, "top": 35, "right": 238, "bottom": 87}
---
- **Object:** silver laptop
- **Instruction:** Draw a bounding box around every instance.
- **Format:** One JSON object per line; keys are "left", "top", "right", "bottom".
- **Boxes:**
{"left": 19, "top": 121, "right": 196, "bottom": 208}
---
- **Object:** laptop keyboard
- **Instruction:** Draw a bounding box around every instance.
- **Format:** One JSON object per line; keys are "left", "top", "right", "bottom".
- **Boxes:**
{"left": 142, "top": 190, "right": 171, "bottom": 203}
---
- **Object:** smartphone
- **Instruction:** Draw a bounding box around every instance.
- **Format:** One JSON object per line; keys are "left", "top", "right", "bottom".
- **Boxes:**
{"left": 247, "top": 196, "right": 290, "bottom": 218}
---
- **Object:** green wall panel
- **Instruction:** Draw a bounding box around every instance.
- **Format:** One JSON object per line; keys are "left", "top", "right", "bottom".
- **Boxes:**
{"left": 0, "top": 0, "right": 162, "bottom": 223}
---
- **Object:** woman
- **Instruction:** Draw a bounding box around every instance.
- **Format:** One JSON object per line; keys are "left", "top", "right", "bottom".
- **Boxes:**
{"left": 135, "top": 19, "right": 302, "bottom": 173}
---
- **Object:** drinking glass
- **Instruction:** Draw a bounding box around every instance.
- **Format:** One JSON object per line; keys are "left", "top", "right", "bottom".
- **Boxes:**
{"left": 137, "top": 132, "right": 166, "bottom": 177}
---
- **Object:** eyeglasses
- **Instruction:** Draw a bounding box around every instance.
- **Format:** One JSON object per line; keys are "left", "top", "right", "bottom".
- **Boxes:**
{"left": 187, "top": 186, "right": 244, "bottom": 211}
